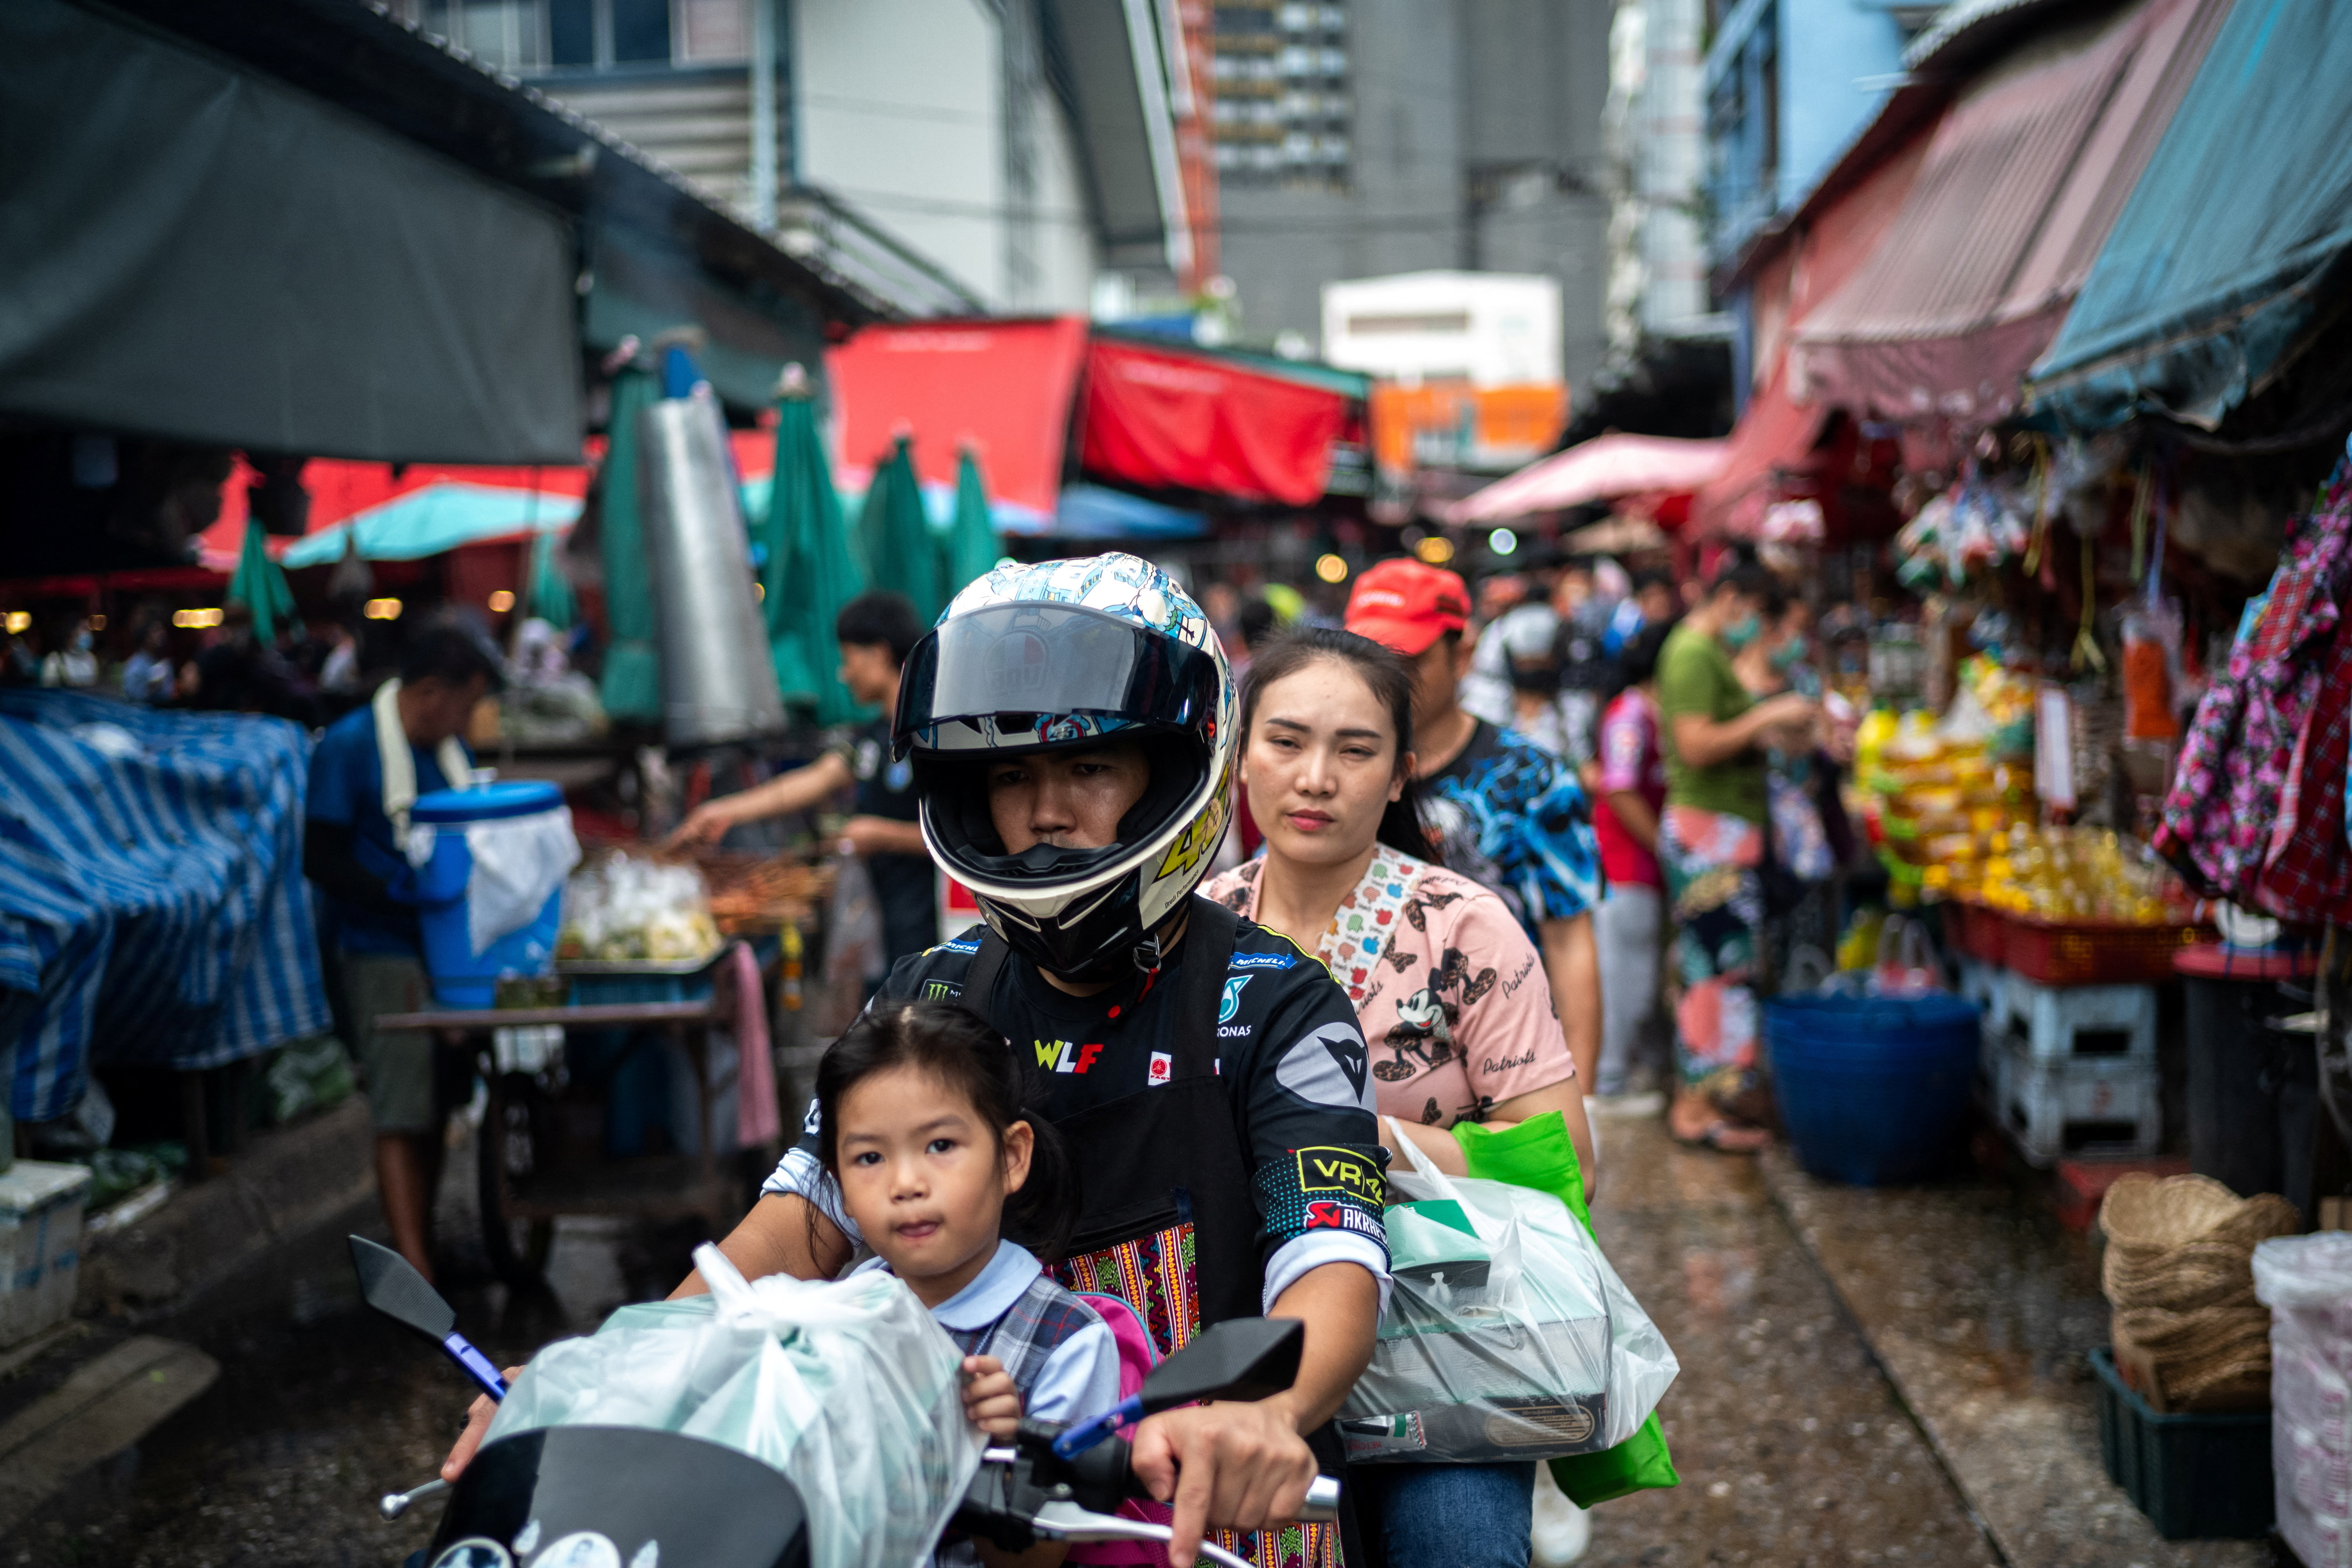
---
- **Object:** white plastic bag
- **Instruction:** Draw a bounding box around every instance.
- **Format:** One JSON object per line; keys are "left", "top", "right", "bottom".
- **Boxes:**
{"left": 463, "top": 805, "right": 581, "bottom": 954}
{"left": 485, "top": 1244, "right": 982, "bottom": 1568}
{"left": 1338, "top": 1122, "right": 1677, "bottom": 1464}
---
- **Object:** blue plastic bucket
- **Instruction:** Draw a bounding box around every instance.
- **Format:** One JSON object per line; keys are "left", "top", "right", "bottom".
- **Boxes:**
{"left": 411, "top": 780, "right": 568, "bottom": 1008}
{"left": 1763, "top": 991, "right": 1983, "bottom": 1185}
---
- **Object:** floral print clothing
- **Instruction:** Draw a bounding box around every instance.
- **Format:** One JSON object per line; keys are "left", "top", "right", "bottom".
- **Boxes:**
{"left": 1206, "top": 848, "right": 1577, "bottom": 1128}
{"left": 1658, "top": 805, "right": 1767, "bottom": 1106}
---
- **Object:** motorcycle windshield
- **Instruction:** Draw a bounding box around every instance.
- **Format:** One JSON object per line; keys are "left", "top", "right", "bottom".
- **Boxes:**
{"left": 896, "top": 602, "right": 1218, "bottom": 755}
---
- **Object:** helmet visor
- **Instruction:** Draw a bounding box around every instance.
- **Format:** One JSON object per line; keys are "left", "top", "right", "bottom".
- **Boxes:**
{"left": 896, "top": 602, "right": 1220, "bottom": 755}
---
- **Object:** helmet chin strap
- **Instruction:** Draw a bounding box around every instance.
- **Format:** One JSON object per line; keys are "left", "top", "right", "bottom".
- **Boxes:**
{"left": 1129, "top": 906, "right": 1193, "bottom": 977}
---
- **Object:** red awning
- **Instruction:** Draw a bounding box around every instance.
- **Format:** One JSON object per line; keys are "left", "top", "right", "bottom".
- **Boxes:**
{"left": 1446, "top": 435, "right": 1728, "bottom": 525}
{"left": 1788, "top": 0, "right": 2229, "bottom": 423}
{"left": 1689, "top": 369, "right": 1829, "bottom": 539}
{"left": 1078, "top": 337, "right": 1347, "bottom": 507}
{"left": 826, "top": 317, "right": 1089, "bottom": 524}
{"left": 194, "top": 456, "right": 594, "bottom": 570}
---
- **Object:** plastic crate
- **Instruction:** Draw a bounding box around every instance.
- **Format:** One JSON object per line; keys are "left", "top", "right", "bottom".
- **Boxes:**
{"left": 2002, "top": 915, "right": 2207, "bottom": 985}
{"left": 2090, "top": 1348, "right": 2273, "bottom": 1539}
{"left": 1996, "top": 974, "right": 2157, "bottom": 1062}
{"left": 1991, "top": 1035, "right": 2159, "bottom": 1167}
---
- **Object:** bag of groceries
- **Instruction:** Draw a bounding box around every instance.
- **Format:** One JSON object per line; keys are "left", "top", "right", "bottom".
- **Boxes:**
{"left": 1339, "top": 1118, "right": 1678, "bottom": 1472}
{"left": 486, "top": 1244, "right": 981, "bottom": 1568}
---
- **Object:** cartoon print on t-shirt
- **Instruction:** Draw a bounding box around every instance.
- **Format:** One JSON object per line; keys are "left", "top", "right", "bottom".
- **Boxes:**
{"left": 1373, "top": 947, "right": 1498, "bottom": 1082}
{"left": 1400, "top": 887, "right": 1465, "bottom": 932}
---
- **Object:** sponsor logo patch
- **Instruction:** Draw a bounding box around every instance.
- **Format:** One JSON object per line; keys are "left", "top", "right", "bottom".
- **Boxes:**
{"left": 1218, "top": 975, "right": 1250, "bottom": 1023}
{"left": 1034, "top": 1039, "right": 1105, "bottom": 1075}
{"left": 1294, "top": 1146, "right": 1384, "bottom": 1203}
{"left": 1147, "top": 1050, "right": 1173, "bottom": 1086}
{"left": 1228, "top": 951, "right": 1297, "bottom": 971}
{"left": 1307, "top": 1200, "right": 1386, "bottom": 1238}
{"left": 922, "top": 980, "right": 956, "bottom": 1001}
{"left": 1216, "top": 1023, "right": 1251, "bottom": 1039}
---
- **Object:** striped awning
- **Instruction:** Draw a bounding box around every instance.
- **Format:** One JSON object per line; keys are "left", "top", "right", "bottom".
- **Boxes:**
{"left": 0, "top": 690, "right": 327, "bottom": 1122}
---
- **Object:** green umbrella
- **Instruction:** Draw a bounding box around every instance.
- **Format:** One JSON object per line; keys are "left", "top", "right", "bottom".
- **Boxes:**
{"left": 596, "top": 364, "right": 663, "bottom": 722}
{"left": 763, "top": 377, "right": 870, "bottom": 725}
{"left": 523, "top": 527, "right": 576, "bottom": 632}
{"left": 857, "top": 435, "right": 942, "bottom": 624}
{"left": 227, "top": 515, "right": 296, "bottom": 644}
{"left": 941, "top": 444, "right": 1000, "bottom": 606}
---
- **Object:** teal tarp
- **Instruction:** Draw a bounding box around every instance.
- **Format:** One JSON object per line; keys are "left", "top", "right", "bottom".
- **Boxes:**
{"left": 278, "top": 483, "right": 578, "bottom": 567}
{"left": 762, "top": 390, "right": 869, "bottom": 726}
{"left": 942, "top": 448, "right": 999, "bottom": 608}
{"left": 2028, "top": 0, "right": 2352, "bottom": 430}
{"left": 597, "top": 367, "right": 664, "bottom": 723}
{"left": 227, "top": 516, "right": 296, "bottom": 642}
{"left": 524, "top": 527, "right": 576, "bottom": 631}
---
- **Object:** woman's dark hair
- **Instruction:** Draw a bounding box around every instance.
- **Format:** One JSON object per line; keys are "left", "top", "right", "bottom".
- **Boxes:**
{"left": 814, "top": 1000, "right": 1078, "bottom": 1261}
{"left": 1605, "top": 618, "right": 1677, "bottom": 706}
{"left": 834, "top": 591, "right": 924, "bottom": 666}
{"left": 1238, "top": 626, "right": 1438, "bottom": 864}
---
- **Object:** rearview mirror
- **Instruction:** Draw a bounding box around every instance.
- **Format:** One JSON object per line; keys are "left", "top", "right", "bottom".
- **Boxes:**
{"left": 1138, "top": 1318, "right": 1303, "bottom": 1414}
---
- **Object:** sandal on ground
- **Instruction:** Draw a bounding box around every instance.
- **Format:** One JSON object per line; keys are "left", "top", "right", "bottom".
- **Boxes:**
{"left": 1670, "top": 1116, "right": 1770, "bottom": 1154}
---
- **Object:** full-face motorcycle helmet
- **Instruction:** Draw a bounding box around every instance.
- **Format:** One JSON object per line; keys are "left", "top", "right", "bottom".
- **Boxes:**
{"left": 894, "top": 554, "right": 1235, "bottom": 981}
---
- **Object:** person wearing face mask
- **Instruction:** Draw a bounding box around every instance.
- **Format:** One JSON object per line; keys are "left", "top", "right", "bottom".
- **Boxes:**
{"left": 1654, "top": 562, "right": 1817, "bottom": 1152}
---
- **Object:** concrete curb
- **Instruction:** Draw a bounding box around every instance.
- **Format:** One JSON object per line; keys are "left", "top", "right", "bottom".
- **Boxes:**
{"left": 77, "top": 1096, "right": 376, "bottom": 1323}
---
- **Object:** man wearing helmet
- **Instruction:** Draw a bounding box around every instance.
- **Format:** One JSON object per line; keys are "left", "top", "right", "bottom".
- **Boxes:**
{"left": 729, "top": 557, "right": 1383, "bottom": 1567}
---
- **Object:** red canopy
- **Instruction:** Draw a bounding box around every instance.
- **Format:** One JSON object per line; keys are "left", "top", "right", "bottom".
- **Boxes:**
{"left": 1689, "top": 370, "right": 1829, "bottom": 539}
{"left": 826, "top": 318, "right": 1089, "bottom": 522}
{"left": 1078, "top": 337, "right": 1347, "bottom": 507}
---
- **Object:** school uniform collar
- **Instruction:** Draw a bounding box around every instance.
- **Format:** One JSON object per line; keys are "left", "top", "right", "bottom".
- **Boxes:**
{"left": 849, "top": 1238, "right": 1043, "bottom": 1331}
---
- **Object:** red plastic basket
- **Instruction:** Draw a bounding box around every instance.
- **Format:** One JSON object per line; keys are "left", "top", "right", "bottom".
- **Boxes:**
{"left": 2001, "top": 916, "right": 2209, "bottom": 985}
{"left": 1948, "top": 900, "right": 2009, "bottom": 964}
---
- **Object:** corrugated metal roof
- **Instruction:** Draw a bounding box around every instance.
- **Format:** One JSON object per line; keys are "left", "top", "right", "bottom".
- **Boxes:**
{"left": 1788, "top": 0, "right": 2229, "bottom": 423}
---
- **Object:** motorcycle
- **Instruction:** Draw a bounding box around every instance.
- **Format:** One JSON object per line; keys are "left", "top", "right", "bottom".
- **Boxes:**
{"left": 351, "top": 1237, "right": 1341, "bottom": 1568}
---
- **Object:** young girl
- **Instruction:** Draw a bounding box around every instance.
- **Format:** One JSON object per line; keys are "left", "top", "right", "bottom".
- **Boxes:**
{"left": 814, "top": 1000, "right": 1122, "bottom": 1568}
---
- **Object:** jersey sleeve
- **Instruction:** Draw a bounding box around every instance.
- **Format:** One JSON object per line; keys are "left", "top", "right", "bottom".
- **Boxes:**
{"left": 1444, "top": 888, "right": 1578, "bottom": 1108}
{"left": 1229, "top": 954, "right": 1392, "bottom": 1294}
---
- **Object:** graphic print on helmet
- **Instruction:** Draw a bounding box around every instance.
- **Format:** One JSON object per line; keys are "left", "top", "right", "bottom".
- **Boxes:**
{"left": 892, "top": 554, "right": 1237, "bottom": 982}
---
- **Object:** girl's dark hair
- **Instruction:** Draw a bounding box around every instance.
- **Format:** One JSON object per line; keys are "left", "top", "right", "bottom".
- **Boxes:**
{"left": 1238, "top": 626, "right": 1438, "bottom": 864}
{"left": 815, "top": 1000, "right": 1079, "bottom": 1261}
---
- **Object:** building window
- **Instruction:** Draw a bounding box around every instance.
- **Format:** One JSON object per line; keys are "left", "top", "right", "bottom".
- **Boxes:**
{"left": 417, "top": 0, "right": 752, "bottom": 73}
{"left": 1212, "top": 0, "right": 1350, "bottom": 188}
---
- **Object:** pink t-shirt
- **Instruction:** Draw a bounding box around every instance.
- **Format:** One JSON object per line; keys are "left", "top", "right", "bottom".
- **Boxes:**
{"left": 1204, "top": 847, "right": 1576, "bottom": 1128}
{"left": 1594, "top": 687, "right": 1666, "bottom": 888}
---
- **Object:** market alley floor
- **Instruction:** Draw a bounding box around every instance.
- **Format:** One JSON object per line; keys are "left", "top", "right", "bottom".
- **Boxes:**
{"left": 4, "top": 1112, "right": 2249, "bottom": 1568}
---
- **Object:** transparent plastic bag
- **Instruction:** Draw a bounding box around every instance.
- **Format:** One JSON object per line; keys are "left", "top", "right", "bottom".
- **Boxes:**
{"left": 485, "top": 1243, "right": 982, "bottom": 1568}
{"left": 1338, "top": 1121, "right": 1678, "bottom": 1464}
{"left": 560, "top": 850, "right": 721, "bottom": 961}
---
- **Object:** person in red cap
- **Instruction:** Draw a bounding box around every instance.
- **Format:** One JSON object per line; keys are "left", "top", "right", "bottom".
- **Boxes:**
{"left": 1345, "top": 557, "right": 1603, "bottom": 1094}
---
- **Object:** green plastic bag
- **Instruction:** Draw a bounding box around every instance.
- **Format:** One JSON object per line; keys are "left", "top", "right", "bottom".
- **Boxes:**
{"left": 1454, "top": 1114, "right": 1680, "bottom": 1507}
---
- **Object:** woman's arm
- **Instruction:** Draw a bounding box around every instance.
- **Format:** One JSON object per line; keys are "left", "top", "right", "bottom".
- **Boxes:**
{"left": 1604, "top": 788, "right": 1660, "bottom": 853}
{"left": 1670, "top": 693, "right": 1814, "bottom": 769}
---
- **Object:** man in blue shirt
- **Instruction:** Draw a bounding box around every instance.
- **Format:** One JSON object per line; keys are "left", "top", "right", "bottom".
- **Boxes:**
{"left": 304, "top": 622, "right": 503, "bottom": 1282}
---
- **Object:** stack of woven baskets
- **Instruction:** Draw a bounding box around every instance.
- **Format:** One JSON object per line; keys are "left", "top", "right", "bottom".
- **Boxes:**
{"left": 2099, "top": 1172, "right": 2300, "bottom": 1411}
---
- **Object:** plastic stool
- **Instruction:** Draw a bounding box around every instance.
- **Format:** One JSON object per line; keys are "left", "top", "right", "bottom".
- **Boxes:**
{"left": 1995, "top": 1034, "right": 2161, "bottom": 1166}
{"left": 1999, "top": 973, "right": 2157, "bottom": 1062}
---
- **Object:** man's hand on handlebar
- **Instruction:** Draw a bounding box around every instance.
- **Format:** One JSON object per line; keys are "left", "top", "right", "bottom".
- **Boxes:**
{"left": 442, "top": 1367, "right": 522, "bottom": 1483}
{"left": 1127, "top": 1400, "right": 1317, "bottom": 1568}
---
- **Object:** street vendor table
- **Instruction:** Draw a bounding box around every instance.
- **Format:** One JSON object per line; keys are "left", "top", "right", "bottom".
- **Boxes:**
{"left": 375, "top": 991, "right": 753, "bottom": 1284}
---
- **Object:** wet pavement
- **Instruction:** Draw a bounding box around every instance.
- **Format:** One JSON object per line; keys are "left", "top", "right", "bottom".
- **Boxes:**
{"left": 7, "top": 1110, "right": 2255, "bottom": 1568}
{"left": 1579, "top": 1107, "right": 1999, "bottom": 1568}
{"left": 1762, "top": 1153, "right": 2265, "bottom": 1568}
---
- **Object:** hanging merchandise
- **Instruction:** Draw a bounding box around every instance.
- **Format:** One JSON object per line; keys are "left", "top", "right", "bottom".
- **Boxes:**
{"left": 2120, "top": 600, "right": 2183, "bottom": 742}
{"left": 2155, "top": 450, "right": 2352, "bottom": 904}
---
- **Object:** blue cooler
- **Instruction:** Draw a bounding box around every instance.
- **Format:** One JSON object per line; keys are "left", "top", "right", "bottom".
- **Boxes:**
{"left": 411, "top": 779, "right": 574, "bottom": 1008}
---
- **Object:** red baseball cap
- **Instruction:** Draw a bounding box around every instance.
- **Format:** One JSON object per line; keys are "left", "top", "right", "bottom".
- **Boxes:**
{"left": 1345, "top": 557, "right": 1472, "bottom": 656}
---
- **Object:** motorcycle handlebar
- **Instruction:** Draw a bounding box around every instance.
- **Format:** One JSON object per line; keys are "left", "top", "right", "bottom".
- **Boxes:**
{"left": 1084, "top": 1436, "right": 1340, "bottom": 1524}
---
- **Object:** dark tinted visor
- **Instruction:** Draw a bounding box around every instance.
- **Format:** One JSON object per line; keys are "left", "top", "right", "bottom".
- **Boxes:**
{"left": 896, "top": 602, "right": 1218, "bottom": 753}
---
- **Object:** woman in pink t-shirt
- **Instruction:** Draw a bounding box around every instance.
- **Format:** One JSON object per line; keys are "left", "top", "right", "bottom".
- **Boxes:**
{"left": 1585, "top": 620, "right": 1673, "bottom": 1096}
{"left": 1202, "top": 624, "right": 1597, "bottom": 1568}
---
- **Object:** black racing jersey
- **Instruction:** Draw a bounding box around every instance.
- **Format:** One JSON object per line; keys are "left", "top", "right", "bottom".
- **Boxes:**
{"left": 788, "top": 918, "right": 1391, "bottom": 1265}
